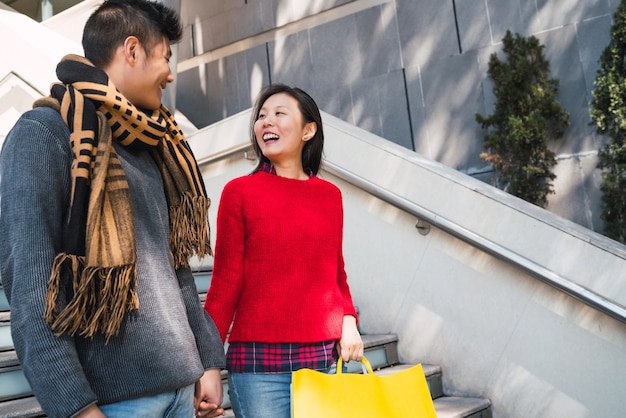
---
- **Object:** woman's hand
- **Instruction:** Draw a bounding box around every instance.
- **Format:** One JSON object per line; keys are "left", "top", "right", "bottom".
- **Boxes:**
{"left": 337, "top": 315, "right": 363, "bottom": 362}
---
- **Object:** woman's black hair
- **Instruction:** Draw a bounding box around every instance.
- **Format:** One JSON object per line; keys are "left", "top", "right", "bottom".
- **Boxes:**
{"left": 250, "top": 83, "right": 325, "bottom": 175}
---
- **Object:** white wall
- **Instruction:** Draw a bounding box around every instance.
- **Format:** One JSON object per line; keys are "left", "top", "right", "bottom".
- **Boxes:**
{"left": 0, "top": 9, "right": 81, "bottom": 95}
{"left": 0, "top": 7, "right": 83, "bottom": 148}
{"left": 189, "top": 109, "right": 626, "bottom": 418}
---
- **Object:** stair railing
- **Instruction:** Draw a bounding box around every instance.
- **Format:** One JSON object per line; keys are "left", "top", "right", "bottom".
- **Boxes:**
{"left": 196, "top": 145, "right": 626, "bottom": 325}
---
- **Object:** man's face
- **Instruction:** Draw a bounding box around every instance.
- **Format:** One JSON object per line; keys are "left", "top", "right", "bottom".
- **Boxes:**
{"left": 124, "top": 37, "right": 173, "bottom": 110}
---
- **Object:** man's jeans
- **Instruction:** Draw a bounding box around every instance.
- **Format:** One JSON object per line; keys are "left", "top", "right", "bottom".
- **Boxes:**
{"left": 98, "top": 382, "right": 195, "bottom": 417}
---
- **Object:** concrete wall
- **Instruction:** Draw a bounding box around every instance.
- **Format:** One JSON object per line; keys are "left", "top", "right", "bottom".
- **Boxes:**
{"left": 0, "top": 7, "right": 83, "bottom": 150}
{"left": 175, "top": 0, "right": 620, "bottom": 236}
{"left": 188, "top": 108, "right": 626, "bottom": 418}
{"left": 2, "top": 2, "right": 625, "bottom": 415}
{"left": 0, "top": 8, "right": 82, "bottom": 95}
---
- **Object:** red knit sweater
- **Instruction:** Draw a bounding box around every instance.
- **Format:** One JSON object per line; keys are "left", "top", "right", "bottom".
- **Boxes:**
{"left": 204, "top": 171, "right": 358, "bottom": 344}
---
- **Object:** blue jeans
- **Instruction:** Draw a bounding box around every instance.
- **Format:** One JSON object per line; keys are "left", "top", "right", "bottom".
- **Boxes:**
{"left": 228, "top": 372, "right": 291, "bottom": 418}
{"left": 228, "top": 364, "right": 344, "bottom": 418}
{"left": 98, "top": 383, "right": 195, "bottom": 418}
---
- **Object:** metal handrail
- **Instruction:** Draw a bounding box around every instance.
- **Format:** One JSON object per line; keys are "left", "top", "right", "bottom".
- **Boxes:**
{"left": 323, "top": 162, "right": 626, "bottom": 325}
{"left": 197, "top": 146, "right": 626, "bottom": 324}
{"left": 195, "top": 142, "right": 252, "bottom": 166}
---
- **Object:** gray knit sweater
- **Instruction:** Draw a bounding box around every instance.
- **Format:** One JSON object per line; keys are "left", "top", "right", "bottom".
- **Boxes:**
{"left": 0, "top": 107, "right": 226, "bottom": 418}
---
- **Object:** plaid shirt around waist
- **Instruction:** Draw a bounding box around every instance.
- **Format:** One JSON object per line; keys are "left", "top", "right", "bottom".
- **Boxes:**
{"left": 226, "top": 340, "right": 337, "bottom": 374}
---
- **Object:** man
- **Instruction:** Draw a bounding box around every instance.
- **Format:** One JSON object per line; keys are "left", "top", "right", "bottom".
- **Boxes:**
{"left": 0, "top": 1, "right": 226, "bottom": 417}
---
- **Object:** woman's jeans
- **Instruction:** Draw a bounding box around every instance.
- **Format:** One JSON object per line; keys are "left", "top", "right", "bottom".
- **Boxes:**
{"left": 228, "top": 363, "right": 344, "bottom": 418}
{"left": 98, "top": 383, "right": 195, "bottom": 418}
{"left": 228, "top": 372, "right": 292, "bottom": 418}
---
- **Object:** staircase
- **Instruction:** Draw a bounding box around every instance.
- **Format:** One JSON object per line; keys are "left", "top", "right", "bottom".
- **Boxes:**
{"left": 0, "top": 273, "right": 492, "bottom": 418}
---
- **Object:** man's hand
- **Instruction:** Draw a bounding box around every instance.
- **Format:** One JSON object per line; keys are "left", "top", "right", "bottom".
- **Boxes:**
{"left": 75, "top": 404, "right": 106, "bottom": 418}
{"left": 194, "top": 368, "right": 225, "bottom": 417}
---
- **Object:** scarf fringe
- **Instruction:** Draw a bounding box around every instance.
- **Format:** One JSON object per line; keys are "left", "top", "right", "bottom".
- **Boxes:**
{"left": 45, "top": 253, "right": 138, "bottom": 342}
{"left": 40, "top": 55, "right": 211, "bottom": 341}
{"left": 170, "top": 193, "right": 213, "bottom": 269}
{"left": 44, "top": 253, "right": 84, "bottom": 324}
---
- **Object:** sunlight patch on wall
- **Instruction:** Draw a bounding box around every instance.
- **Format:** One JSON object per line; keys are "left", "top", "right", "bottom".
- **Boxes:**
{"left": 193, "top": 16, "right": 207, "bottom": 95}
{"left": 250, "top": 63, "right": 264, "bottom": 105}
{"left": 492, "top": 363, "right": 588, "bottom": 417}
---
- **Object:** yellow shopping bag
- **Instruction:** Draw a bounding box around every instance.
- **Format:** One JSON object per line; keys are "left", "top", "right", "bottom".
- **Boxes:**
{"left": 291, "top": 356, "right": 437, "bottom": 418}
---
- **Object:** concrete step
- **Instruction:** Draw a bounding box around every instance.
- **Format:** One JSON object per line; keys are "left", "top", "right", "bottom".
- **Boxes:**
{"left": 194, "top": 270, "right": 212, "bottom": 294}
{"left": 0, "top": 331, "right": 406, "bottom": 414}
{"left": 210, "top": 332, "right": 403, "bottom": 411}
{"left": 0, "top": 396, "right": 44, "bottom": 418}
{"left": 222, "top": 363, "right": 492, "bottom": 418}
{"left": 374, "top": 363, "right": 492, "bottom": 417}
{"left": 0, "top": 342, "right": 492, "bottom": 418}
{"left": 434, "top": 395, "right": 493, "bottom": 418}
{"left": 0, "top": 274, "right": 492, "bottom": 418}
{"left": 0, "top": 391, "right": 493, "bottom": 418}
{"left": 0, "top": 312, "right": 10, "bottom": 352}
{"left": 0, "top": 286, "right": 9, "bottom": 312}
{"left": 374, "top": 362, "right": 443, "bottom": 399}
{"left": 0, "top": 351, "right": 31, "bottom": 404}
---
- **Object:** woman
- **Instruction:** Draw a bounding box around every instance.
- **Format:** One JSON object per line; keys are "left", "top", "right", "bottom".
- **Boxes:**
{"left": 203, "top": 83, "right": 363, "bottom": 418}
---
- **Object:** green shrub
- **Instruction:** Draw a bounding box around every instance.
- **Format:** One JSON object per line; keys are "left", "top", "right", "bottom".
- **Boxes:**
{"left": 476, "top": 30, "right": 569, "bottom": 208}
{"left": 589, "top": 1, "right": 626, "bottom": 243}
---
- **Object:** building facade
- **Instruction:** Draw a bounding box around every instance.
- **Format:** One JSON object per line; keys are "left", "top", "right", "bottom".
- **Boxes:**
{"left": 174, "top": 0, "right": 617, "bottom": 235}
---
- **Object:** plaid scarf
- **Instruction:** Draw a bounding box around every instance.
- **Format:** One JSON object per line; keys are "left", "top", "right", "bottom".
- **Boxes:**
{"left": 36, "top": 54, "right": 212, "bottom": 341}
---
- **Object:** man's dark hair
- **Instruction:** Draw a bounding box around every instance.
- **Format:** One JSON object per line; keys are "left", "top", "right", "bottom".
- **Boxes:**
{"left": 82, "top": 0, "right": 183, "bottom": 68}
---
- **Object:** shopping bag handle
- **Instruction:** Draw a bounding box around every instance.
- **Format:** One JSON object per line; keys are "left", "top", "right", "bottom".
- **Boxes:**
{"left": 336, "top": 356, "right": 375, "bottom": 375}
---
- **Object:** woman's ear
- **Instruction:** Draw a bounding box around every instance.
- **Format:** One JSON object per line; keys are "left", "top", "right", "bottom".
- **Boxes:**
{"left": 303, "top": 122, "right": 317, "bottom": 141}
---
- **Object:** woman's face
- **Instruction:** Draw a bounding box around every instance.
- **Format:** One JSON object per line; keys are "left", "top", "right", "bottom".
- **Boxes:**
{"left": 254, "top": 93, "right": 313, "bottom": 166}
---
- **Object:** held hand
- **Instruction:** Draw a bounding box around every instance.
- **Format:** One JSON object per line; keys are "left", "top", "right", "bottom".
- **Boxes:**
{"left": 337, "top": 315, "right": 364, "bottom": 362}
{"left": 194, "top": 369, "right": 225, "bottom": 417}
{"left": 75, "top": 404, "right": 106, "bottom": 418}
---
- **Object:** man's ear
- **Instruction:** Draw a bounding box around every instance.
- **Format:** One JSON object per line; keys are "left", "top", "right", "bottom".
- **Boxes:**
{"left": 303, "top": 122, "right": 317, "bottom": 141}
{"left": 124, "top": 36, "right": 140, "bottom": 64}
